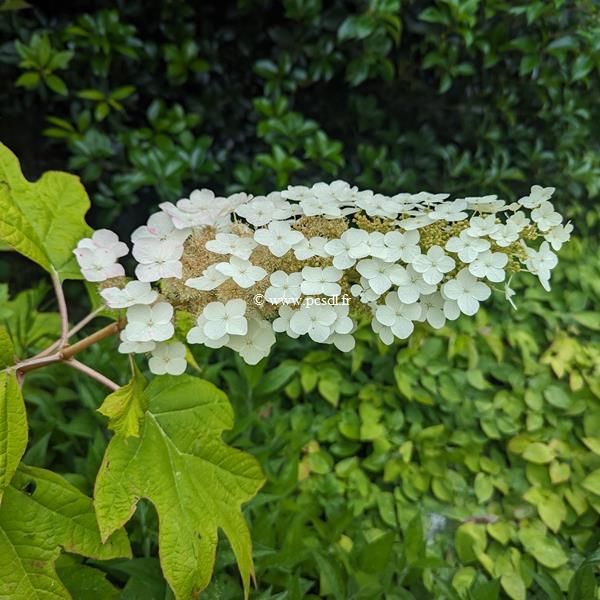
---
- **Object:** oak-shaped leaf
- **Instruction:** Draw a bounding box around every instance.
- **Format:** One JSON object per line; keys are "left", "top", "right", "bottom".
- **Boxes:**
{"left": 0, "top": 142, "right": 91, "bottom": 280}
{"left": 0, "top": 370, "right": 27, "bottom": 503}
{"left": 94, "top": 375, "right": 265, "bottom": 600}
{"left": 0, "top": 464, "right": 131, "bottom": 598}
{"left": 98, "top": 362, "right": 147, "bottom": 437}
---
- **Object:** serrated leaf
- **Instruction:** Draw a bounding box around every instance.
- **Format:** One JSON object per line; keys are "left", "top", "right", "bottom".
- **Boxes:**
{"left": 98, "top": 363, "right": 147, "bottom": 437}
{"left": 0, "top": 143, "right": 91, "bottom": 279}
{"left": 0, "top": 325, "right": 15, "bottom": 368}
{"left": 0, "top": 464, "right": 130, "bottom": 598}
{"left": 0, "top": 370, "right": 27, "bottom": 503}
{"left": 94, "top": 375, "right": 265, "bottom": 600}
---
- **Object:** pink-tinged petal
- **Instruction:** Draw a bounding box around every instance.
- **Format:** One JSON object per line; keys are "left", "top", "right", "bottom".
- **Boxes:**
{"left": 135, "top": 263, "right": 161, "bottom": 282}
{"left": 103, "top": 263, "right": 125, "bottom": 279}
{"left": 81, "top": 268, "right": 107, "bottom": 282}
{"left": 77, "top": 239, "right": 95, "bottom": 250}
{"left": 93, "top": 229, "right": 119, "bottom": 248}
{"left": 112, "top": 242, "right": 129, "bottom": 258}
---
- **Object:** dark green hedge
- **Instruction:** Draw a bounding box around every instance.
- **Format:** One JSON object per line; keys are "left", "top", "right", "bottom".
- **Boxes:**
{"left": 1, "top": 0, "right": 598, "bottom": 234}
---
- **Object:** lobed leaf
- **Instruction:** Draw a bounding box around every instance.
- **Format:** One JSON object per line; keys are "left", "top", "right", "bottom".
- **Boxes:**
{"left": 0, "top": 464, "right": 131, "bottom": 598}
{"left": 0, "top": 142, "right": 91, "bottom": 280}
{"left": 94, "top": 375, "right": 265, "bottom": 600}
{"left": 0, "top": 370, "right": 27, "bottom": 503}
{"left": 97, "top": 362, "right": 147, "bottom": 437}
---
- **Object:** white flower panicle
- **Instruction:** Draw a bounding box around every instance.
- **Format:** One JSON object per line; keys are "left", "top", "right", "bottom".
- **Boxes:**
{"left": 73, "top": 182, "right": 570, "bottom": 373}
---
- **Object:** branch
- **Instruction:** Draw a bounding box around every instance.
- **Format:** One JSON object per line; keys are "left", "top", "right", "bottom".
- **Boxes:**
{"left": 61, "top": 321, "right": 124, "bottom": 360}
{"left": 63, "top": 358, "right": 120, "bottom": 391}
{"left": 13, "top": 320, "right": 124, "bottom": 375}
{"left": 51, "top": 268, "right": 69, "bottom": 347}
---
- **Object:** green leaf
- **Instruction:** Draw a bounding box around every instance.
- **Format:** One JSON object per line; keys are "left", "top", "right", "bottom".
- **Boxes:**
{"left": 455, "top": 523, "right": 487, "bottom": 563}
{"left": 533, "top": 571, "right": 564, "bottom": 600}
{"left": 500, "top": 572, "right": 526, "bottom": 600}
{"left": 522, "top": 442, "right": 555, "bottom": 464}
{"left": 56, "top": 555, "right": 119, "bottom": 600}
{"left": 543, "top": 386, "right": 571, "bottom": 410}
{"left": 358, "top": 531, "right": 394, "bottom": 574}
{"left": 98, "top": 363, "right": 147, "bottom": 437}
{"left": 0, "top": 370, "right": 27, "bottom": 503}
{"left": 254, "top": 363, "right": 298, "bottom": 396}
{"left": 0, "top": 326, "right": 15, "bottom": 368}
{"left": 77, "top": 88, "right": 105, "bottom": 100}
{"left": 45, "top": 74, "right": 68, "bottom": 96}
{"left": 15, "top": 71, "right": 40, "bottom": 88}
{"left": 94, "top": 375, "right": 265, "bottom": 599}
{"left": 573, "top": 312, "right": 600, "bottom": 331}
{"left": 404, "top": 513, "right": 425, "bottom": 565}
{"left": 518, "top": 526, "right": 567, "bottom": 569}
{"left": 0, "top": 143, "right": 91, "bottom": 279}
{"left": 0, "top": 464, "right": 130, "bottom": 598}
{"left": 582, "top": 469, "right": 600, "bottom": 495}
{"left": 568, "top": 547, "right": 600, "bottom": 600}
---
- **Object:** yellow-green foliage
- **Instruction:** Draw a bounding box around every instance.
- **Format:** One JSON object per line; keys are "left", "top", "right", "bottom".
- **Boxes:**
{"left": 199, "top": 237, "right": 600, "bottom": 599}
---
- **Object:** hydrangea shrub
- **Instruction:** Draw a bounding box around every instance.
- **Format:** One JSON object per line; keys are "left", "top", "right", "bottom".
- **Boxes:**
{"left": 75, "top": 181, "right": 571, "bottom": 371}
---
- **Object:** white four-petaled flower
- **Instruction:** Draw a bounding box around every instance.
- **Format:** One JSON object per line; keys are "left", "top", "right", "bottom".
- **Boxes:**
{"left": 442, "top": 269, "right": 491, "bottom": 315}
{"left": 445, "top": 231, "right": 490, "bottom": 263}
{"left": 214, "top": 256, "right": 267, "bottom": 288}
{"left": 301, "top": 266, "right": 343, "bottom": 296}
{"left": 374, "top": 293, "right": 421, "bottom": 339}
{"left": 133, "top": 241, "right": 183, "bottom": 282}
{"left": 205, "top": 233, "right": 257, "bottom": 260}
{"left": 411, "top": 245, "right": 455, "bottom": 285}
{"left": 254, "top": 221, "right": 304, "bottom": 257}
{"left": 265, "top": 271, "right": 303, "bottom": 304}
{"left": 124, "top": 302, "right": 174, "bottom": 342}
{"left": 289, "top": 304, "right": 337, "bottom": 342}
{"left": 101, "top": 280, "right": 158, "bottom": 308}
{"left": 202, "top": 299, "right": 248, "bottom": 340}
{"left": 148, "top": 341, "right": 187, "bottom": 375}
{"left": 468, "top": 251, "right": 508, "bottom": 282}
